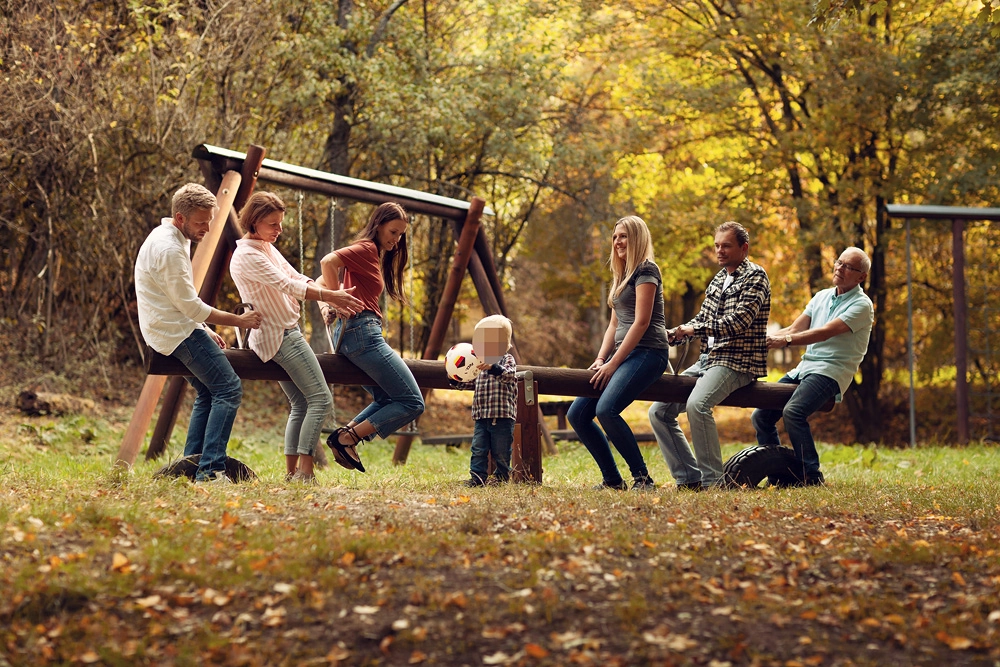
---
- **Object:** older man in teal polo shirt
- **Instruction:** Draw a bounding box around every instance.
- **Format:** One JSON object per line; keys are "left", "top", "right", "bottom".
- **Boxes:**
{"left": 752, "top": 247, "right": 874, "bottom": 486}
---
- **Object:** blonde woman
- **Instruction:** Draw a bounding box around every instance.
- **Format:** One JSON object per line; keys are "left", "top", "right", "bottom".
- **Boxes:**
{"left": 567, "top": 216, "right": 671, "bottom": 491}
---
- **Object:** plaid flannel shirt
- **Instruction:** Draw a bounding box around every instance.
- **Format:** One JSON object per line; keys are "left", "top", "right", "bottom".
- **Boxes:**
{"left": 455, "top": 353, "right": 518, "bottom": 421}
{"left": 686, "top": 258, "right": 771, "bottom": 377}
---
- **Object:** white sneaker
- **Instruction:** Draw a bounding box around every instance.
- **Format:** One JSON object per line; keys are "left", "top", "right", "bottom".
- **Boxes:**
{"left": 195, "top": 473, "right": 232, "bottom": 485}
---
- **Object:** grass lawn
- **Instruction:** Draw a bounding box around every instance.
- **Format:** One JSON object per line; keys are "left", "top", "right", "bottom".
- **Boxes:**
{"left": 2, "top": 390, "right": 999, "bottom": 666}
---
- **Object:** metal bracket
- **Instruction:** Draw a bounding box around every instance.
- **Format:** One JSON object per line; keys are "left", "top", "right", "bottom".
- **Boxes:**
{"left": 516, "top": 370, "right": 535, "bottom": 405}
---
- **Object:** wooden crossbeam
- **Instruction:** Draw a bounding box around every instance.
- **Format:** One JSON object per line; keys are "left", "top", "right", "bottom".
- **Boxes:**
{"left": 144, "top": 349, "right": 831, "bottom": 412}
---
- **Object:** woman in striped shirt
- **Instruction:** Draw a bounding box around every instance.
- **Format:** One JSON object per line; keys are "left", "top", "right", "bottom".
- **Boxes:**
{"left": 316, "top": 202, "right": 425, "bottom": 473}
{"left": 230, "top": 192, "right": 363, "bottom": 482}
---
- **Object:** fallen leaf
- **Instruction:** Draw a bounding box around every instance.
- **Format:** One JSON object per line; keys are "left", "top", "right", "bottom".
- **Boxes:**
{"left": 220, "top": 511, "right": 239, "bottom": 528}
{"left": 341, "top": 552, "right": 356, "bottom": 566}
{"left": 110, "top": 552, "right": 129, "bottom": 572}
{"left": 443, "top": 592, "right": 467, "bottom": 609}
{"left": 353, "top": 606, "right": 380, "bottom": 615}
{"left": 483, "top": 652, "right": 511, "bottom": 665}
{"left": 78, "top": 651, "right": 100, "bottom": 664}
{"left": 408, "top": 650, "right": 427, "bottom": 664}
{"left": 273, "top": 583, "right": 295, "bottom": 595}
{"left": 261, "top": 606, "right": 286, "bottom": 627}
{"left": 380, "top": 635, "right": 393, "bottom": 654}
{"left": 136, "top": 595, "right": 161, "bottom": 609}
{"left": 951, "top": 572, "right": 967, "bottom": 587}
{"left": 326, "top": 646, "right": 350, "bottom": 661}
{"left": 525, "top": 643, "right": 549, "bottom": 658}
{"left": 935, "top": 631, "right": 973, "bottom": 650}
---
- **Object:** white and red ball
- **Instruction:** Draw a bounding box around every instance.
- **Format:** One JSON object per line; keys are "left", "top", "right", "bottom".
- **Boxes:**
{"left": 445, "top": 342, "right": 481, "bottom": 383}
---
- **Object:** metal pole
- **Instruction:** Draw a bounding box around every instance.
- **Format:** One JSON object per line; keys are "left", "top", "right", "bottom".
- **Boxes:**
{"left": 952, "top": 218, "right": 970, "bottom": 444}
{"left": 906, "top": 220, "right": 916, "bottom": 448}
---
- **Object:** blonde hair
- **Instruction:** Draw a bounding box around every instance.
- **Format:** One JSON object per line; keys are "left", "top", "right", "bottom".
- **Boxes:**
{"left": 475, "top": 314, "right": 513, "bottom": 350}
{"left": 608, "top": 216, "right": 655, "bottom": 307}
{"left": 171, "top": 183, "right": 217, "bottom": 219}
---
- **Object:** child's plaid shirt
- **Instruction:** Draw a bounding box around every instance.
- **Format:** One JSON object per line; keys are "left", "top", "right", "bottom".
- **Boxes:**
{"left": 686, "top": 258, "right": 771, "bottom": 378}
{"left": 455, "top": 353, "right": 518, "bottom": 420}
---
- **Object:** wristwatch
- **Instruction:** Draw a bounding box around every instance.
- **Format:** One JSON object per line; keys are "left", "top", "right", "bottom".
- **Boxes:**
{"left": 784, "top": 334, "right": 793, "bottom": 347}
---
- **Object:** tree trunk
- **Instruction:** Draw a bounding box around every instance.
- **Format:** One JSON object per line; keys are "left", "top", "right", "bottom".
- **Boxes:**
{"left": 843, "top": 196, "right": 887, "bottom": 442}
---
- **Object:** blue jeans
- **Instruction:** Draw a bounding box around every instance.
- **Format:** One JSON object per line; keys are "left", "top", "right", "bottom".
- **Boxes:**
{"left": 649, "top": 354, "right": 754, "bottom": 487}
{"left": 335, "top": 312, "right": 424, "bottom": 438}
{"left": 470, "top": 418, "right": 515, "bottom": 483}
{"left": 751, "top": 373, "right": 839, "bottom": 479}
{"left": 567, "top": 346, "right": 670, "bottom": 486}
{"left": 273, "top": 328, "right": 333, "bottom": 457}
{"left": 171, "top": 328, "right": 243, "bottom": 481}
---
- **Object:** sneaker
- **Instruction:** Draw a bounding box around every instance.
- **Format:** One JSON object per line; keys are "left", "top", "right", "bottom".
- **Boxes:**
{"left": 631, "top": 477, "right": 658, "bottom": 491}
{"left": 195, "top": 473, "right": 232, "bottom": 485}
{"left": 592, "top": 480, "right": 628, "bottom": 491}
{"left": 463, "top": 478, "right": 486, "bottom": 488}
{"left": 676, "top": 481, "right": 703, "bottom": 492}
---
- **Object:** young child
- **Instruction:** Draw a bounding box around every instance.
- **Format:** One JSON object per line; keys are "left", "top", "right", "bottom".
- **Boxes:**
{"left": 453, "top": 315, "right": 518, "bottom": 486}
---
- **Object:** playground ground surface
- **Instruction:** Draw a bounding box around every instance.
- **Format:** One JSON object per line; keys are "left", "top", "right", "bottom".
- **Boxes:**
{"left": 2, "top": 370, "right": 999, "bottom": 666}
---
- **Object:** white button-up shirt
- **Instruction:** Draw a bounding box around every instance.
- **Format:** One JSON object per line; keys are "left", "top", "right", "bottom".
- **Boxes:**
{"left": 134, "top": 219, "right": 213, "bottom": 355}
{"left": 229, "top": 239, "right": 311, "bottom": 362}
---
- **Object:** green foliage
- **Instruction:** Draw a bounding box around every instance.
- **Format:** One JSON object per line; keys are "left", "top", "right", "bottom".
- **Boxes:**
{"left": 2, "top": 0, "right": 998, "bottom": 440}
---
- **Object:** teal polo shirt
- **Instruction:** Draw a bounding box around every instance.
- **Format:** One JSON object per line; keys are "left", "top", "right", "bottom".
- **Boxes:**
{"left": 787, "top": 284, "right": 874, "bottom": 400}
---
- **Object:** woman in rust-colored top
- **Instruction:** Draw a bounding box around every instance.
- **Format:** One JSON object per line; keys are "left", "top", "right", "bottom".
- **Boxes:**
{"left": 316, "top": 202, "right": 424, "bottom": 472}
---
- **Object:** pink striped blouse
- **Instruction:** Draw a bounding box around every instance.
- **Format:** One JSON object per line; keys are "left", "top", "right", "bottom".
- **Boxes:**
{"left": 230, "top": 239, "right": 311, "bottom": 362}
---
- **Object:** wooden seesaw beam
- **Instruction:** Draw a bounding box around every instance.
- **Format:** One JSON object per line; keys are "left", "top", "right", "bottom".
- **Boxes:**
{"left": 145, "top": 349, "right": 831, "bottom": 410}
{"left": 144, "top": 349, "right": 831, "bottom": 484}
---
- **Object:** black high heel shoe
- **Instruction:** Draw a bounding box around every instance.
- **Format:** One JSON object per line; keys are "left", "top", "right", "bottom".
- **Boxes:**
{"left": 326, "top": 426, "right": 365, "bottom": 473}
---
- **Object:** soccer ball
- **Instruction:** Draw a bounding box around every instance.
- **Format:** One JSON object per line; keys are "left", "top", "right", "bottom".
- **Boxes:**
{"left": 445, "top": 342, "right": 481, "bottom": 383}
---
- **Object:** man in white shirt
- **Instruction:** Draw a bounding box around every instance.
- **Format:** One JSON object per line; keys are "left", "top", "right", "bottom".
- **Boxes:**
{"left": 135, "top": 183, "right": 262, "bottom": 482}
{"left": 752, "top": 247, "right": 874, "bottom": 486}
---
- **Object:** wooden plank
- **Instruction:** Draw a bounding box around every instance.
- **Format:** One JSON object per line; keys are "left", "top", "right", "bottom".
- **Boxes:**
{"left": 549, "top": 429, "right": 656, "bottom": 442}
{"left": 514, "top": 380, "right": 541, "bottom": 484}
{"left": 115, "top": 375, "right": 168, "bottom": 469}
{"left": 145, "top": 350, "right": 833, "bottom": 412}
{"left": 192, "top": 143, "right": 494, "bottom": 216}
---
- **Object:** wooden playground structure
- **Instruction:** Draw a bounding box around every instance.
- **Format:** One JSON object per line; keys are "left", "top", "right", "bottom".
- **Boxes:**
{"left": 116, "top": 143, "right": 822, "bottom": 485}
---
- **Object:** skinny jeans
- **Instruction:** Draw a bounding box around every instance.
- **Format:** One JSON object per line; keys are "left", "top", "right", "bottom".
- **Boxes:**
{"left": 334, "top": 312, "right": 424, "bottom": 438}
{"left": 272, "top": 327, "right": 333, "bottom": 457}
{"left": 567, "top": 346, "right": 670, "bottom": 486}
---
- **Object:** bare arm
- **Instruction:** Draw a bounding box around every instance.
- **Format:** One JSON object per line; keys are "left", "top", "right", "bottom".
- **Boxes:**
{"left": 319, "top": 252, "right": 345, "bottom": 291}
{"left": 205, "top": 307, "right": 262, "bottom": 330}
{"left": 766, "top": 315, "right": 850, "bottom": 350}
{"left": 590, "top": 282, "right": 656, "bottom": 390}
{"left": 589, "top": 311, "right": 619, "bottom": 371}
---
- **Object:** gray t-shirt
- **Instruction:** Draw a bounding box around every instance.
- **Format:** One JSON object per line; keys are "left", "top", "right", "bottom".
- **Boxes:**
{"left": 613, "top": 260, "right": 669, "bottom": 350}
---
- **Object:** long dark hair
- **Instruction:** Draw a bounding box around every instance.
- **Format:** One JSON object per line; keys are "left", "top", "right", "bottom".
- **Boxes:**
{"left": 353, "top": 202, "right": 409, "bottom": 302}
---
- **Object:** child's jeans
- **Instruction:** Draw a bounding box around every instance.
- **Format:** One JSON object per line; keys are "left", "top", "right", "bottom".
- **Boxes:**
{"left": 470, "top": 417, "right": 515, "bottom": 483}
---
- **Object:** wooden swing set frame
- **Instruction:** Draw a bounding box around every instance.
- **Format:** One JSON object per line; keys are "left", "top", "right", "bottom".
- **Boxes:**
{"left": 116, "top": 143, "right": 819, "bottom": 484}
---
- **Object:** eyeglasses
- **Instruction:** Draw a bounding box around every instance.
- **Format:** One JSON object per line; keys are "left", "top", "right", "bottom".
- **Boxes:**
{"left": 835, "top": 259, "right": 865, "bottom": 275}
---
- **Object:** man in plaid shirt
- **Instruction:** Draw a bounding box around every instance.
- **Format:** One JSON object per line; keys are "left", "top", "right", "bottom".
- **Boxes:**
{"left": 649, "top": 222, "right": 771, "bottom": 489}
{"left": 453, "top": 315, "right": 518, "bottom": 486}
